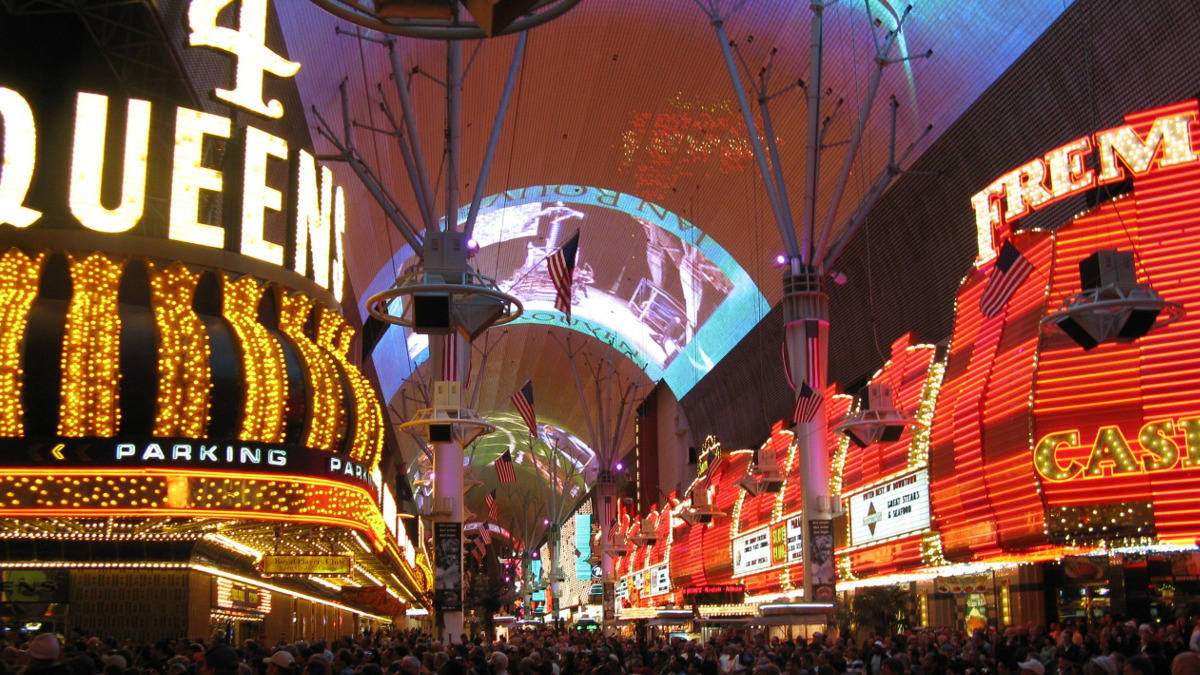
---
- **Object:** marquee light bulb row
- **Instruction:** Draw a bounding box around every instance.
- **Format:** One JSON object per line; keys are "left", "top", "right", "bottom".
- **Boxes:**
{"left": 223, "top": 275, "right": 288, "bottom": 442}
{"left": 0, "top": 249, "right": 42, "bottom": 437}
{"left": 279, "top": 294, "right": 345, "bottom": 451}
{"left": 59, "top": 254, "right": 124, "bottom": 437}
{"left": 0, "top": 250, "right": 384, "bottom": 465}
{"left": 151, "top": 263, "right": 213, "bottom": 437}
{"left": 0, "top": 472, "right": 390, "bottom": 546}
{"left": 318, "top": 310, "right": 384, "bottom": 469}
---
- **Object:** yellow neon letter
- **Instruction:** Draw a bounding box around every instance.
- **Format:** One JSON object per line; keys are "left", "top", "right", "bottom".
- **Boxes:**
{"left": 332, "top": 183, "right": 347, "bottom": 303}
{"left": 1096, "top": 112, "right": 1200, "bottom": 182}
{"left": 0, "top": 87, "right": 42, "bottom": 228}
{"left": 1083, "top": 426, "right": 1140, "bottom": 477}
{"left": 241, "top": 127, "right": 287, "bottom": 266}
{"left": 169, "top": 107, "right": 231, "bottom": 250}
{"left": 292, "top": 150, "right": 332, "bottom": 289}
{"left": 1033, "top": 430, "right": 1083, "bottom": 482}
{"left": 1139, "top": 420, "right": 1179, "bottom": 472}
{"left": 970, "top": 179, "right": 1006, "bottom": 265}
{"left": 69, "top": 93, "right": 151, "bottom": 234}
{"left": 188, "top": 0, "right": 300, "bottom": 119}
{"left": 1044, "top": 137, "right": 1096, "bottom": 199}
{"left": 1001, "top": 158, "right": 1053, "bottom": 222}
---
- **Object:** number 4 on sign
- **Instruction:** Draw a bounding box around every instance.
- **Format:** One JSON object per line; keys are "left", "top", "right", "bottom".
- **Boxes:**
{"left": 189, "top": 0, "right": 300, "bottom": 119}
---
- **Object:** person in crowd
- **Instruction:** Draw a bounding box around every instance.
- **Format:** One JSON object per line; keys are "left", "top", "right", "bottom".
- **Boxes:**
{"left": 1171, "top": 653, "right": 1200, "bottom": 675}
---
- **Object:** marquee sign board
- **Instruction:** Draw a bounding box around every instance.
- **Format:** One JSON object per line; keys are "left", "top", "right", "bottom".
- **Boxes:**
{"left": 261, "top": 555, "right": 353, "bottom": 576}
{"left": 846, "top": 469, "right": 931, "bottom": 547}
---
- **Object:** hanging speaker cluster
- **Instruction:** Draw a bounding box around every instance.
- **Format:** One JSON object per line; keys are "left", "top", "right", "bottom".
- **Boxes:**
{"left": 679, "top": 485, "right": 724, "bottom": 526}
{"left": 1041, "top": 249, "right": 1184, "bottom": 350}
{"left": 737, "top": 447, "right": 785, "bottom": 496}
{"left": 629, "top": 514, "right": 658, "bottom": 547}
{"left": 833, "top": 383, "right": 917, "bottom": 448}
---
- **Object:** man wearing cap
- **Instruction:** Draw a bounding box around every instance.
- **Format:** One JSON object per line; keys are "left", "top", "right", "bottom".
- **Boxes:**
{"left": 25, "top": 634, "right": 73, "bottom": 675}
{"left": 1018, "top": 659, "right": 1045, "bottom": 675}
{"left": 266, "top": 650, "right": 298, "bottom": 675}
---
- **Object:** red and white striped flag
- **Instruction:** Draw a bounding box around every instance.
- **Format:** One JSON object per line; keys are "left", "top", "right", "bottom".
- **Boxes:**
{"left": 547, "top": 230, "right": 580, "bottom": 320}
{"left": 485, "top": 489, "right": 499, "bottom": 521}
{"left": 495, "top": 449, "right": 517, "bottom": 484}
{"left": 511, "top": 380, "right": 537, "bottom": 437}
{"left": 980, "top": 240, "right": 1035, "bottom": 319}
{"left": 792, "top": 381, "right": 823, "bottom": 425}
{"left": 478, "top": 525, "right": 492, "bottom": 545}
{"left": 804, "top": 319, "right": 822, "bottom": 388}
{"left": 441, "top": 334, "right": 458, "bottom": 382}
{"left": 476, "top": 536, "right": 487, "bottom": 558}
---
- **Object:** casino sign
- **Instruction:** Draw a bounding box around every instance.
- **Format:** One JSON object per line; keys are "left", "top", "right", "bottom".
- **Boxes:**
{"left": 0, "top": 0, "right": 429, "bottom": 604}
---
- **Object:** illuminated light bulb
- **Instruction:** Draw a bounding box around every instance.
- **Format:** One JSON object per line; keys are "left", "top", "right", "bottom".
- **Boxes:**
{"left": 1096, "top": 112, "right": 1199, "bottom": 182}
{"left": 0, "top": 249, "right": 43, "bottom": 436}
{"left": 150, "top": 262, "right": 213, "bottom": 437}
{"left": 169, "top": 107, "right": 230, "bottom": 249}
{"left": 59, "top": 253, "right": 124, "bottom": 437}
{"left": 279, "top": 294, "right": 344, "bottom": 451}
{"left": 0, "top": 88, "right": 42, "bottom": 228}
{"left": 221, "top": 274, "right": 287, "bottom": 442}
{"left": 69, "top": 93, "right": 151, "bottom": 234}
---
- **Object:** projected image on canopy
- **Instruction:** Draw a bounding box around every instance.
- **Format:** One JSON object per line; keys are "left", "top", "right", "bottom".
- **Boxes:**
{"left": 368, "top": 186, "right": 763, "bottom": 398}
{"left": 474, "top": 201, "right": 733, "bottom": 367}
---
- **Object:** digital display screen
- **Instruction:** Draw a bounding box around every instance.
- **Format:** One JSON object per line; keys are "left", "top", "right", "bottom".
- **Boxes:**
{"left": 362, "top": 186, "right": 764, "bottom": 400}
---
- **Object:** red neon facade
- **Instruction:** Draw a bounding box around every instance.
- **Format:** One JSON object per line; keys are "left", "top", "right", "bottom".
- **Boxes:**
{"left": 616, "top": 99, "right": 1200, "bottom": 605}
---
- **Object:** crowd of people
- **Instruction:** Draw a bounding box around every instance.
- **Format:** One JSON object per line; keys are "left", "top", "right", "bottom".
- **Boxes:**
{"left": 3, "top": 617, "right": 1200, "bottom": 675}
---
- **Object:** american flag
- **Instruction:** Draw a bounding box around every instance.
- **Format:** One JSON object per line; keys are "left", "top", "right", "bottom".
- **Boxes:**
{"left": 547, "top": 230, "right": 580, "bottom": 320}
{"left": 441, "top": 334, "right": 457, "bottom": 382}
{"left": 478, "top": 525, "right": 492, "bottom": 545}
{"left": 495, "top": 449, "right": 517, "bottom": 484}
{"left": 804, "top": 319, "right": 822, "bottom": 388}
{"left": 792, "top": 381, "right": 823, "bottom": 425}
{"left": 440, "top": 335, "right": 472, "bottom": 387}
{"left": 511, "top": 380, "right": 537, "bottom": 437}
{"left": 485, "top": 489, "right": 499, "bottom": 521}
{"left": 476, "top": 536, "right": 487, "bottom": 558}
{"left": 980, "top": 241, "right": 1035, "bottom": 319}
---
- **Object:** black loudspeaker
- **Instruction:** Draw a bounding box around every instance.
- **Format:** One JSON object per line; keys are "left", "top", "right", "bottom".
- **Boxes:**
{"left": 1079, "top": 250, "right": 1136, "bottom": 290}
{"left": 428, "top": 424, "right": 453, "bottom": 443}
{"left": 844, "top": 428, "right": 868, "bottom": 448}
{"left": 687, "top": 447, "right": 698, "bottom": 464}
{"left": 879, "top": 425, "right": 905, "bottom": 443}
{"left": 1117, "top": 308, "right": 1161, "bottom": 340}
{"left": 1055, "top": 316, "right": 1101, "bottom": 350}
{"left": 413, "top": 294, "right": 452, "bottom": 334}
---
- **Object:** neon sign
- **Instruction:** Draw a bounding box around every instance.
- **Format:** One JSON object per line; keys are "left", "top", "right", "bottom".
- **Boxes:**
{"left": 0, "top": 0, "right": 346, "bottom": 301}
{"left": 1034, "top": 419, "right": 1200, "bottom": 481}
{"left": 971, "top": 108, "right": 1198, "bottom": 263}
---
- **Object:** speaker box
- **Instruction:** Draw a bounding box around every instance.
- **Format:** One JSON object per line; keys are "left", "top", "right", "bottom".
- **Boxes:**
{"left": 428, "top": 424, "right": 453, "bottom": 443}
{"left": 1055, "top": 315, "right": 1101, "bottom": 350}
{"left": 844, "top": 428, "right": 868, "bottom": 448}
{"left": 1079, "top": 250, "right": 1135, "bottom": 290}
{"left": 413, "top": 293, "right": 452, "bottom": 334}
{"left": 879, "top": 425, "right": 904, "bottom": 443}
{"left": 1117, "top": 308, "right": 1161, "bottom": 340}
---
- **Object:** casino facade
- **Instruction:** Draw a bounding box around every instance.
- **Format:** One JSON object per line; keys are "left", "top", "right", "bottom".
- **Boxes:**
{"left": 0, "top": 0, "right": 429, "bottom": 641}
{"left": 608, "top": 100, "right": 1200, "bottom": 631}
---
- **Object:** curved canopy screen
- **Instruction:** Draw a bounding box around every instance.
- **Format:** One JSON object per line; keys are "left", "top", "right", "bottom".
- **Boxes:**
{"left": 366, "top": 186, "right": 765, "bottom": 399}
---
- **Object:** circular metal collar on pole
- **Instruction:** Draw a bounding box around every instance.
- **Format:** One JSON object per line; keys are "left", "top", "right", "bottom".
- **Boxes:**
{"left": 305, "top": 0, "right": 585, "bottom": 39}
